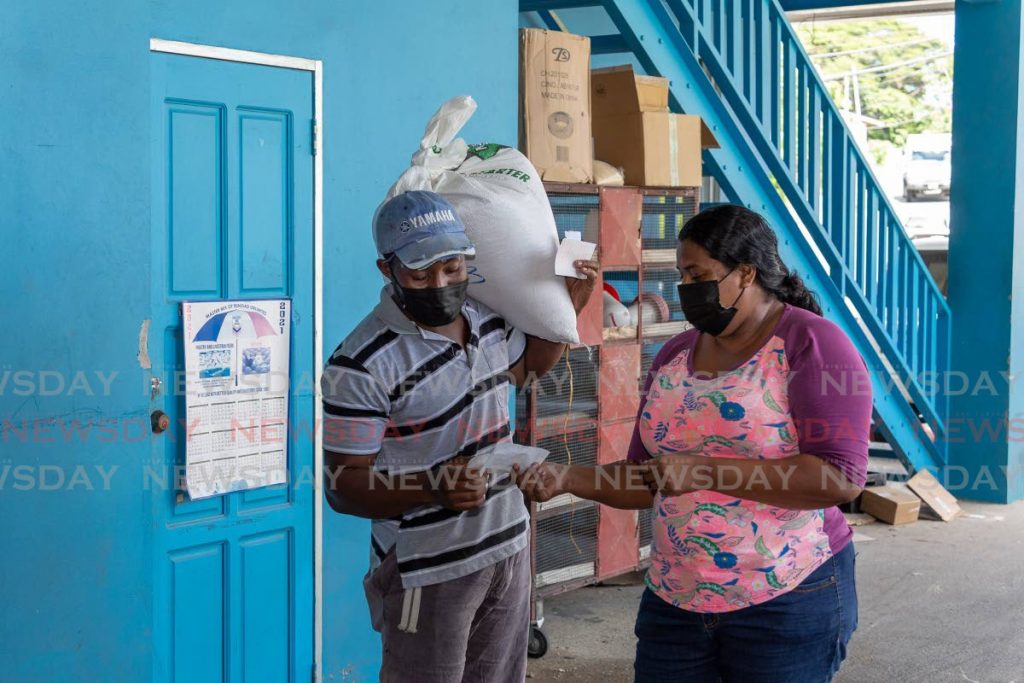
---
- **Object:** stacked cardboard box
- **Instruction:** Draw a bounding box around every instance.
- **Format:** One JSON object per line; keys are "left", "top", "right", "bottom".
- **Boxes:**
{"left": 591, "top": 65, "right": 718, "bottom": 187}
{"left": 519, "top": 29, "right": 593, "bottom": 183}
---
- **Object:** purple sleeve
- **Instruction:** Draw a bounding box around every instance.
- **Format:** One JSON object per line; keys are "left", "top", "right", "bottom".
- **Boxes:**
{"left": 781, "top": 313, "right": 872, "bottom": 488}
{"left": 627, "top": 332, "right": 696, "bottom": 463}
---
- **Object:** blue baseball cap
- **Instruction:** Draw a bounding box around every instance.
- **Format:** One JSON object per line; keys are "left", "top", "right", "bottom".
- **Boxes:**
{"left": 372, "top": 190, "right": 476, "bottom": 270}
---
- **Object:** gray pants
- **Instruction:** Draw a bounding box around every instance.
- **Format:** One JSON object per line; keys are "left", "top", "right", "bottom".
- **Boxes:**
{"left": 364, "top": 548, "right": 531, "bottom": 683}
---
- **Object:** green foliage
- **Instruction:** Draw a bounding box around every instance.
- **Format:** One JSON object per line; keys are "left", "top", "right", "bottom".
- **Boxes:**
{"left": 868, "top": 139, "right": 896, "bottom": 166}
{"left": 796, "top": 19, "right": 952, "bottom": 147}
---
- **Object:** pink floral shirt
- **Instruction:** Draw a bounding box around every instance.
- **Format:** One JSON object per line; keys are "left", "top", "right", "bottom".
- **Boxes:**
{"left": 628, "top": 305, "right": 871, "bottom": 612}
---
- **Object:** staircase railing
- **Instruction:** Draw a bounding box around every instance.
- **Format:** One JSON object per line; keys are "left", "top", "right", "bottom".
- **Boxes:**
{"left": 523, "top": 0, "right": 950, "bottom": 456}
{"left": 667, "top": 0, "right": 950, "bottom": 442}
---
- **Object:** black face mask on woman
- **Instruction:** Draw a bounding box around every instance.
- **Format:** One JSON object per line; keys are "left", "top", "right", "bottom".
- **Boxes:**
{"left": 391, "top": 277, "right": 469, "bottom": 327}
{"left": 677, "top": 269, "right": 745, "bottom": 337}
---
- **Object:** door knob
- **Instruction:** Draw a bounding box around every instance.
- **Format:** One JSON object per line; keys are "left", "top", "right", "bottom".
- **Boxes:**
{"left": 151, "top": 410, "right": 170, "bottom": 434}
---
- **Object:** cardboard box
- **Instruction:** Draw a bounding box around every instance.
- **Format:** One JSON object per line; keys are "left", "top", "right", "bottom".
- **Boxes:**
{"left": 593, "top": 112, "right": 718, "bottom": 187}
{"left": 519, "top": 29, "right": 593, "bottom": 183}
{"left": 860, "top": 485, "right": 922, "bottom": 525}
{"left": 907, "top": 470, "right": 961, "bottom": 522}
{"left": 591, "top": 65, "right": 718, "bottom": 187}
{"left": 592, "top": 65, "right": 669, "bottom": 116}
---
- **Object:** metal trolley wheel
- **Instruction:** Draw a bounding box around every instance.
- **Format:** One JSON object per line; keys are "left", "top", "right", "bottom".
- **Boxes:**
{"left": 528, "top": 624, "right": 549, "bottom": 659}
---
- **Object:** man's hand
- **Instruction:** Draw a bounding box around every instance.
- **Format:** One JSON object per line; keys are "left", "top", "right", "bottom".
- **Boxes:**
{"left": 566, "top": 257, "right": 599, "bottom": 315}
{"left": 510, "top": 256, "right": 599, "bottom": 388}
{"left": 514, "top": 462, "right": 569, "bottom": 503}
{"left": 433, "top": 464, "right": 487, "bottom": 511}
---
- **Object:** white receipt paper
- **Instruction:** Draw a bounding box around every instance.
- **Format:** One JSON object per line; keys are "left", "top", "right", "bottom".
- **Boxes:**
{"left": 555, "top": 230, "right": 597, "bottom": 279}
{"left": 468, "top": 442, "right": 550, "bottom": 474}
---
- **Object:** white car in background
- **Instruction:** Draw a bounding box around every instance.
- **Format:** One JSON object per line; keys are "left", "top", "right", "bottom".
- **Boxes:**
{"left": 903, "top": 133, "right": 951, "bottom": 202}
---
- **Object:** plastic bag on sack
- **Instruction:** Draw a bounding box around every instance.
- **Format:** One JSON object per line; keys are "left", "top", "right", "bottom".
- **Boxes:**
{"left": 387, "top": 96, "right": 581, "bottom": 344}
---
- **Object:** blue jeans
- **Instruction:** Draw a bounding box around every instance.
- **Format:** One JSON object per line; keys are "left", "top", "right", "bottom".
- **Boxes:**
{"left": 634, "top": 542, "right": 857, "bottom": 683}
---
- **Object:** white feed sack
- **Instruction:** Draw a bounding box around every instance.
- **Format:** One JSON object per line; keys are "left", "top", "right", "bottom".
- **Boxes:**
{"left": 387, "top": 96, "right": 581, "bottom": 345}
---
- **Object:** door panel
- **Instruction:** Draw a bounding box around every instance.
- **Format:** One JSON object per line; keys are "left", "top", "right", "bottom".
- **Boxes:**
{"left": 241, "top": 530, "right": 292, "bottom": 681}
{"left": 150, "top": 52, "right": 314, "bottom": 683}
{"left": 168, "top": 103, "right": 224, "bottom": 296}
{"left": 239, "top": 110, "right": 291, "bottom": 294}
{"left": 171, "top": 543, "right": 226, "bottom": 683}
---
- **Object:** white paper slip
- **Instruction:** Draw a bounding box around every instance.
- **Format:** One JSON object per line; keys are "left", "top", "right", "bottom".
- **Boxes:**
{"left": 555, "top": 231, "right": 597, "bottom": 279}
{"left": 468, "top": 442, "right": 549, "bottom": 474}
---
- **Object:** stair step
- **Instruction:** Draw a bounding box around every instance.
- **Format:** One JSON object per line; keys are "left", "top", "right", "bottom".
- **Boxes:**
{"left": 869, "top": 440, "right": 895, "bottom": 459}
{"left": 867, "top": 455, "right": 909, "bottom": 481}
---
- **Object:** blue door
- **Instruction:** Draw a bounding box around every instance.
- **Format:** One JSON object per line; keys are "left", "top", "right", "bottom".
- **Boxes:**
{"left": 149, "top": 52, "right": 315, "bottom": 683}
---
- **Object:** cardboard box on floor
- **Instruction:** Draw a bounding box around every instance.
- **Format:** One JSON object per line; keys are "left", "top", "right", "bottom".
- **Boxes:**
{"left": 519, "top": 29, "right": 593, "bottom": 183}
{"left": 592, "top": 65, "right": 719, "bottom": 187}
{"left": 907, "top": 469, "right": 961, "bottom": 521}
{"left": 860, "top": 485, "right": 922, "bottom": 525}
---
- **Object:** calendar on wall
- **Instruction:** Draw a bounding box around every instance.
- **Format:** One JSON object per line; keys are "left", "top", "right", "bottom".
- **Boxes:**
{"left": 181, "top": 299, "right": 291, "bottom": 500}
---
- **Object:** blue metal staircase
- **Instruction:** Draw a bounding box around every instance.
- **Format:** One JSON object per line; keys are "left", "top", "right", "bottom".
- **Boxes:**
{"left": 522, "top": 0, "right": 950, "bottom": 473}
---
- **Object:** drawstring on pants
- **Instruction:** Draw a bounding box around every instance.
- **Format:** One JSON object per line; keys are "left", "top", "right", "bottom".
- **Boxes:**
{"left": 398, "top": 587, "right": 422, "bottom": 633}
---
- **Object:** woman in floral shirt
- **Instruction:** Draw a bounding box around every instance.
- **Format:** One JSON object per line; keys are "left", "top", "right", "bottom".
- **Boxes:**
{"left": 518, "top": 205, "right": 871, "bottom": 682}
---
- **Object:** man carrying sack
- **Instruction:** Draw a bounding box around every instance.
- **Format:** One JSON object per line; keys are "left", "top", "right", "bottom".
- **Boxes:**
{"left": 322, "top": 190, "right": 597, "bottom": 682}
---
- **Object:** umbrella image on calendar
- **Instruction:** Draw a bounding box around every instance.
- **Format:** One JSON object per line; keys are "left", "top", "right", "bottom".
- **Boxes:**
{"left": 192, "top": 308, "right": 279, "bottom": 385}
{"left": 181, "top": 299, "right": 291, "bottom": 500}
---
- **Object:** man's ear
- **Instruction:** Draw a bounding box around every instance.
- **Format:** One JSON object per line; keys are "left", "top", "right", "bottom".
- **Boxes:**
{"left": 377, "top": 259, "right": 393, "bottom": 280}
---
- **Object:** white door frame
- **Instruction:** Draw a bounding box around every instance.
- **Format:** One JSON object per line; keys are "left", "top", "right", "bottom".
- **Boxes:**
{"left": 149, "top": 37, "right": 325, "bottom": 680}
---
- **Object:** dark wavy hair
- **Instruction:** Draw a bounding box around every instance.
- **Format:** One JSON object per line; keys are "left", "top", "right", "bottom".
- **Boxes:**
{"left": 678, "top": 205, "right": 822, "bottom": 316}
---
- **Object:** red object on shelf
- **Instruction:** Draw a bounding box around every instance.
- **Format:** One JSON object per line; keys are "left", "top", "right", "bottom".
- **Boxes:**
{"left": 598, "top": 418, "right": 635, "bottom": 466}
{"left": 597, "top": 507, "right": 640, "bottom": 579}
{"left": 599, "top": 344, "right": 641, "bottom": 422}
{"left": 597, "top": 418, "right": 640, "bottom": 578}
{"left": 576, "top": 267, "right": 604, "bottom": 347}
{"left": 598, "top": 187, "right": 642, "bottom": 268}
{"left": 524, "top": 183, "right": 698, "bottom": 614}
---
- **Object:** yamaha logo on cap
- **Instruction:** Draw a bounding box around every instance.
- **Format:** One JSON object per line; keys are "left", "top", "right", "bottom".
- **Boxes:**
{"left": 373, "top": 190, "right": 473, "bottom": 266}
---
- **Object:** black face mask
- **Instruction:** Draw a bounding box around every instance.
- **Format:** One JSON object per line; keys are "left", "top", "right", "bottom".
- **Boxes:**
{"left": 391, "top": 278, "right": 469, "bottom": 327}
{"left": 677, "top": 270, "right": 745, "bottom": 337}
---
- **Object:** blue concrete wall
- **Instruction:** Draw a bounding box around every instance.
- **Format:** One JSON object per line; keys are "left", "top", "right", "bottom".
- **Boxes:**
{"left": 0, "top": 1, "right": 518, "bottom": 680}
{"left": 949, "top": 0, "right": 1024, "bottom": 503}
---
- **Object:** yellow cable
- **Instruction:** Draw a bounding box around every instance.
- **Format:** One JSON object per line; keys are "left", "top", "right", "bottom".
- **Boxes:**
{"left": 562, "top": 346, "right": 573, "bottom": 464}
{"left": 561, "top": 346, "right": 582, "bottom": 556}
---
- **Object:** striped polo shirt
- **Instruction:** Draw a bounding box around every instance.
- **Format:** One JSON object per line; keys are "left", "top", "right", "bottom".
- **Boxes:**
{"left": 322, "top": 285, "right": 529, "bottom": 588}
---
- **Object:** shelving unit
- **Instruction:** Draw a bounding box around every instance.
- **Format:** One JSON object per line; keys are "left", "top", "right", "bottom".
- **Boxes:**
{"left": 517, "top": 184, "right": 699, "bottom": 652}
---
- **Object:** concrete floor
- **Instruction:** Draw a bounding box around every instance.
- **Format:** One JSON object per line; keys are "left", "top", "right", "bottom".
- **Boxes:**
{"left": 526, "top": 501, "right": 1024, "bottom": 683}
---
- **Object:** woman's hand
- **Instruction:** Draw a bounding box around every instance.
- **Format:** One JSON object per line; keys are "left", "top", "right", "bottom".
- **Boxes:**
{"left": 565, "top": 257, "right": 599, "bottom": 315}
{"left": 514, "top": 462, "right": 570, "bottom": 502}
{"left": 641, "top": 454, "right": 700, "bottom": 497}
